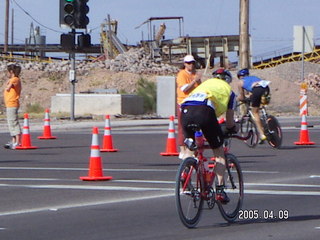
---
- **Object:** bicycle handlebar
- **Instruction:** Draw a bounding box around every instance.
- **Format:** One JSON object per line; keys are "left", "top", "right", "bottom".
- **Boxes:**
{"left": 185, "top": 123, "right": 253, "bottom": 147}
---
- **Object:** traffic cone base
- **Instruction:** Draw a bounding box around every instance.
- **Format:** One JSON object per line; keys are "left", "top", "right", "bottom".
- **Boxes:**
{"left": 160, "top": 115, "right": 179, "bottom": 156}
{"left": 101, "top": 148, "right": 118, "bottom": 152}
{"left": 80, "top": 176, "right": 113, "bottom": 181}
{"left": 80, "top": 127, "right": 112, "bottom": 181}
{"left": 38, "top": 134, "right": 57, "bottom": 140}
{"left": 16, "top": 146, "right": 38, "bottom": 150}
{"left": 294, "top": 141, "right": 315, "bottom": 145}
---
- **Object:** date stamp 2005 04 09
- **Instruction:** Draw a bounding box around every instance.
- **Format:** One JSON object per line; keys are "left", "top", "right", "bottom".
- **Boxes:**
{"left": 238, "top": 209, "right": 289, "bottom": 220}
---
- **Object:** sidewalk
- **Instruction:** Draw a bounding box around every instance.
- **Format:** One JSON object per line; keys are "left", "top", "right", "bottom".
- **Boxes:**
{"left": 0, "top": 115, "right": 318, "bottom": 133}
{"left": 0, "top": 117, "right": 171, "bottom": 133}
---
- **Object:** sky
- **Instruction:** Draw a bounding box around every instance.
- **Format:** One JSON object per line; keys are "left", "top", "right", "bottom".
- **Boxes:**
{"left": 0, "top": 0, "right": 320, "bottom": 59}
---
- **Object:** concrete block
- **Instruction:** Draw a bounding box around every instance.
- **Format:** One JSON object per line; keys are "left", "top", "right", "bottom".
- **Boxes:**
{"left": 156, "top": 76, "right": 176, "bottom": 117}
{"left": 51, "top": 94, "right": 144, "bottom": 115}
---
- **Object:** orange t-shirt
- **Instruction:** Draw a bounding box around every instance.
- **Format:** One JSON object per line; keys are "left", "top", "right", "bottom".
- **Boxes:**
{"left": 4, "top": 76, "right": 21, "bottom": 108}
{"left": 176, "top": 69, "right": 199, "bottom": 105}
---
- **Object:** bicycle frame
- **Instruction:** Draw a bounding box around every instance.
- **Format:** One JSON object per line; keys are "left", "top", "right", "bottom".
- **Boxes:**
{"left": 238, "top": 100, "right": 282, "bottom": 148}
{"left": 183, "top": 127, "right": 251, "bottom": 198}
{"left": 238, "top": 101, "right": 269, "bottom": 123}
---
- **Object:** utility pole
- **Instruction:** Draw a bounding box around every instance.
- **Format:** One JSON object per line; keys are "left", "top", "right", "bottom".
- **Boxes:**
{"left": 4, "top": 0, "right": 9, "bottom": 52}
{"left": 11, "top": 8, "right": 14, "bottom": 46}
{"left": 239, "top": 0, "right": 250, "bottom": 69}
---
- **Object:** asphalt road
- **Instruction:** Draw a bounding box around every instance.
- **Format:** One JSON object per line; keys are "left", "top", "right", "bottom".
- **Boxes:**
{"left": 0, "top": 123, "right": 320, "bottom": 240}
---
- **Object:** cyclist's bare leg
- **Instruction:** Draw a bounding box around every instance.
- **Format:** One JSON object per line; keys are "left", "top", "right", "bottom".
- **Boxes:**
{"left": 251, "top": 107, "right": 266, "bottom": 140}
{"left": 179, "top": 145, "right": 186, "bottom": 158}
{"left": 212, "top": 146, "right": 226, "bottom": 185}
{"left": 183, "top": 148, "right": 194, "bottom": 158}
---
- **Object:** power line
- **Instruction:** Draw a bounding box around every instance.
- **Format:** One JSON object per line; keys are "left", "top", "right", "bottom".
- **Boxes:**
{"left": 11, "top": 0, "right": 63, "bottom": 34}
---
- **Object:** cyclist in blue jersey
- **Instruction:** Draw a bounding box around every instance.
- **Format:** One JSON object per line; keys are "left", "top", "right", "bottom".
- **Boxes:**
{"left": 237, "top": 68, "right": 270, "bottom": 143}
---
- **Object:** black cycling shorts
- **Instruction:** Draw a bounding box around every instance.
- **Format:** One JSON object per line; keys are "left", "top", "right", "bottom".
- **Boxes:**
{"left": 250, "top": 86, "right": 270, "bottom": 107}
{"left": 181, "top": 105, "right": 224, "bottom": 149}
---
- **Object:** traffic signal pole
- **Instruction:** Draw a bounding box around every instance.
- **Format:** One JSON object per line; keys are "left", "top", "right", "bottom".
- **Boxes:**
{"left": 60, "top": 0, "right": 90, "bottom": 121}
{"left": 70, "top": 30, "right": 76, "bottom": 121}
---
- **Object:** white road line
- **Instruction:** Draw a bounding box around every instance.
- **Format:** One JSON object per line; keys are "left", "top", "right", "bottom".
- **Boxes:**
{"left": 0, "top": 182, "right": 319, "bottom": 217}
{"left": 244, "top": 189, "right": 320, "bottom": 196}
{"left": 310, "top": 175, "right": 320, "bottom": 178}
{"left": 1, "top": 182, "right": 320, "bottom": 196}
{"left": 0, "top": 183, "right": 173, "bottom": 191}
{"left": 0, "top": 193, "right": 173, "bottom": 217}
{"left": 0, "top": 167, "right": 175, "bottom": 172}
{"left": 246, "top": 183, "right": 320, "bottom": 188}
{"left": 1, "top": 179, "right": 320, "bottom": 189}
{"left": 0, "top": 167, "right": 279, "bottom": 174}
{"left": 0, "top": 178, "right": 61, "bottom": 181}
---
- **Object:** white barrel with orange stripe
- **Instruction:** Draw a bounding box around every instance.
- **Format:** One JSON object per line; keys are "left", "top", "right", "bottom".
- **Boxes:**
{"left": 299, "top": 83, "right": 308, "bottom": 116}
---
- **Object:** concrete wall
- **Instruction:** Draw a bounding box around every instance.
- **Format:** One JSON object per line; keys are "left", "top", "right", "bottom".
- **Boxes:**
{"left": 156, "top": 76, "right": 176, "bottom": 117}
{"left": 51, "top": 94, "right": 144, "bottom": 115}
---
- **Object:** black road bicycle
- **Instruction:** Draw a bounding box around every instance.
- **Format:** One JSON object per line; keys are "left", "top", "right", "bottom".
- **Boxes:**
{"left": 238, "top": 100, "right": 282, "bottom": 149}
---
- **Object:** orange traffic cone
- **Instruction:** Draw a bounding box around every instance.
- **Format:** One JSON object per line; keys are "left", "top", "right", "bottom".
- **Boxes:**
{"left": 160, "top": 115, "right": 179, "bottom": 156}
{"left": 100, "top": 115, "right": 118, "bottom": 152}
{"left": 80, "top": 127, "right": 113, "bottom": 181}
{"left": 294, "top": 111, "right": 315, "bottom": 145}
{"left": 16, "top": 113, "right": 38, "bottom": 150}
{"left": 38, "top": 109, "right": 57, "bottom": 139}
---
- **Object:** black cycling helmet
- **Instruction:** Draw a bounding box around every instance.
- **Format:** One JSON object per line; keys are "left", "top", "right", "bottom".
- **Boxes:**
{"left": 212, "top": 68, "right": 232, "bottom": 83}
{"left": 237, "top": 68, "right": 249, "bottom": 78}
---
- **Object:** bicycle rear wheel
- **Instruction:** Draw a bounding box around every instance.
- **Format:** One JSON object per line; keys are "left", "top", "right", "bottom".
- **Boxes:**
{"left": 265, "top": 115, "right": 282, "bottom": 148}
{"left": 218, "top": 153, "right": 244, "bottom": 222}
{"left": 240, "top": 116, "right": 259, "bottom": 148}
{"left": 175, "top": 157, "right": 204, "bottom": 228}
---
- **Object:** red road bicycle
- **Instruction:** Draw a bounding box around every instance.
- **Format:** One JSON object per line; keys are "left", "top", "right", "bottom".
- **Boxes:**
{"left": 175, "top": 123, "right": 252, "bottom": 228}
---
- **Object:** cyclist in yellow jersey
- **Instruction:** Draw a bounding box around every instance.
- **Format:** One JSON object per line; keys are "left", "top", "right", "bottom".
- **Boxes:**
{"left": 180, "top": 69, "right": 237, "bottom": 204}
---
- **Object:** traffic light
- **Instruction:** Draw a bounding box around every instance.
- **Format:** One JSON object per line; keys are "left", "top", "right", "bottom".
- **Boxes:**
{"left": 78, "top": 34, "right": 91, "bottom": 49}
{"left": 60, "top": 33, "right": 75, "bottom": 51}
{"left": 60, "top": 0, "right": 76, "bottom": 28}
{"left": 74, "top": 0, "right": 90, "bottom": 29}
{"left": 59, "top": 0, "right": 89, "bottom": 29}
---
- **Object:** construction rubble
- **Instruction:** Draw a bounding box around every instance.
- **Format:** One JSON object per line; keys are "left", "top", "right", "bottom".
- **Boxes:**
{"left": 0, "top": 48, "right": 179, "bottom": 75}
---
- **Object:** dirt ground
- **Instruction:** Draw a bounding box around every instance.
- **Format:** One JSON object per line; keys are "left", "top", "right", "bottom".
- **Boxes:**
{"left": 1, "top": 61, "right": 319, "bottom": 117}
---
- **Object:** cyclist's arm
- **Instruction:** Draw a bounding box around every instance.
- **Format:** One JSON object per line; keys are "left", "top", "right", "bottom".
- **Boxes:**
{"left": 237, "top": 80, "right": 246, "bottom": 101}
{"left": 226, "top": 91, "right": 238, "bottom": 130}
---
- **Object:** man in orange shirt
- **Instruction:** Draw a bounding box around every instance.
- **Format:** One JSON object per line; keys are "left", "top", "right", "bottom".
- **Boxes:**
{"left": 4, "top": 64, "right": 22, "bottom": 149}
{"left": 176, "top": 55, "right": 202, "bottom": 159}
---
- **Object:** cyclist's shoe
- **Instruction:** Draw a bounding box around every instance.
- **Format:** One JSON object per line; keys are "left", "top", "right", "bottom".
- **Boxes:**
{"left": 215, "top": 185, "right": 230, "bottom": 204}
{"left": 4, "top": 142, "right": 11, "bottom": 149}
{"left": 10, "top": 142, "right": 19, "bottom": 150}
{"left": 259, "top": 134, "right": 267, "bottom": 144}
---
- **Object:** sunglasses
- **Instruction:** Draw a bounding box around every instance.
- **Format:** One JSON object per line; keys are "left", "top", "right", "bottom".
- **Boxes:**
{"left": 185, "top": 62, "right": 195, "bottom": 65}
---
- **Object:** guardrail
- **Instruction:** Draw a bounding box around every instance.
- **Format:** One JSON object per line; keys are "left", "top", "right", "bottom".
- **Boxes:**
{"left": 253, "top": 46, "right": 320, "bottom": 69}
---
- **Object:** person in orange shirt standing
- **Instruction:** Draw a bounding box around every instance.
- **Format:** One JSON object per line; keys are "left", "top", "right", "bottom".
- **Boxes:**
{"left": 176, "top": 55, "right": 202, "bottom": 159}
{"left": 4, "top": 64, "right": 22, "bottom": 149}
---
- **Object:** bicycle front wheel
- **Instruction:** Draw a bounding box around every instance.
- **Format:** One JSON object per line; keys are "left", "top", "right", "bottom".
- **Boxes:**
{"left": 175, "top": 157, "right": 204, "bottom": 228}
{"left": 218, "top": 153, "right": 244, "bottom": 222}
{"left": 240, "top": 116, "right": 259, "bottom": 148}
{"left": 265, "top": 115, "right": 282, "bottom": 149}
